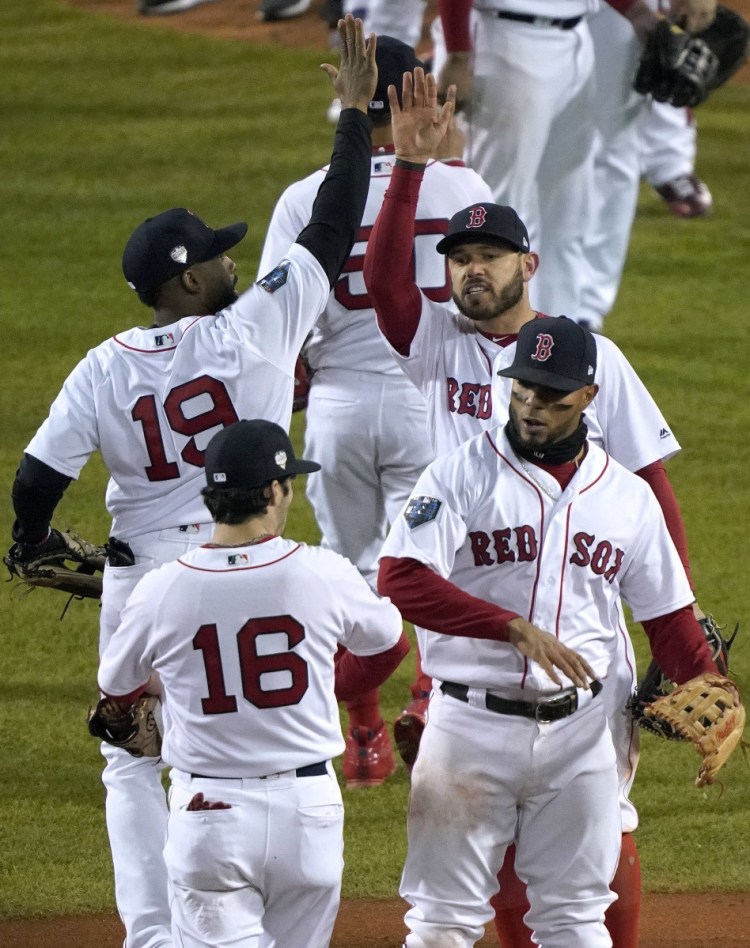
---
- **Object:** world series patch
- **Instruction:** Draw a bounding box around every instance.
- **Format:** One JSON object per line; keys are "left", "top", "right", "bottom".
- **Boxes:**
{"left": 257, "top": 259, "right": 291, "bottom": 294}
{"left": 404, "top": 496, "right": 441, "bottom": 529}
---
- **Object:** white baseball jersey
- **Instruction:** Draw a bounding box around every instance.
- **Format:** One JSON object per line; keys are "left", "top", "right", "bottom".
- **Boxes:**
{"left": 258, "top": 151, "right": 494, "bottom": 377}
{"left": 25, "top": 242, "right": 328, "bottom": 540}
{"left": 258, "top": 150, "right": 493, "bottom": 587}
{"left": 98, "top": 537, "right": 403, "bottom": 777}
{"left": 385, "top": 299, "right": 680, "bottom": 468}
{"left": 380, "top": 427, "right": 694, "bottom": 692}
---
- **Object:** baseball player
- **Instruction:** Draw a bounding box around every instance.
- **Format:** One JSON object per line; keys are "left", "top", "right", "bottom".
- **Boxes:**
{"left": 7, "top": 17, "right": 377, "bottom": 947}
{"left": 257, "top": 35, "right": 493, "bottom": 788}
{"left": 97, "top": 419, "right": 409, "bottom": 948}
{"left": 377, "top": 317, "right": 719, "bottom": 948}
{"left": 362, "top": 68, "right": 704, "bottom": 948}
{"left": 574, "top": 0, "right": 716, "bottom": 326}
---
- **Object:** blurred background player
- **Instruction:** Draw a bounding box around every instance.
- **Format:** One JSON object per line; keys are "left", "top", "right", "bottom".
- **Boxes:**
{"left": 639, "top": 98, "right": 713, "bottom": 217}
{"left": 258, "top": 34, "right": 493, "bottom": 787}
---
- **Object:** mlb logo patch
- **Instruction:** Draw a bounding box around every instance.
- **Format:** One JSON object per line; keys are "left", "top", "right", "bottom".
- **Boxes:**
{"left": 404, "top": 496, "right": 441, "bottom": 530}
{"left": 154, "top": 332, "right": 174, "bottom": 347}
{"left": 228, "top": 553, "right": 249, "bottom": 566}
{"left": 258, "top": 259, "right": 291, "bottom": 294}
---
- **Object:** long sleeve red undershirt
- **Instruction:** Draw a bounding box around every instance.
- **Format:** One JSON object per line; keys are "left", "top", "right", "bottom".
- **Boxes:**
{"left": 363, "top": 164, "right": 425, "bottom": 357}
{"left": 378, "top": 558, "right": 715, "bottom": 685}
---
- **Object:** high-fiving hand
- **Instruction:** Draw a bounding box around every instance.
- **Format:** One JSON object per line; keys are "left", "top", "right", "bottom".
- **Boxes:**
{"left": 390, "top": 67, "right": 456, "bottom": 166}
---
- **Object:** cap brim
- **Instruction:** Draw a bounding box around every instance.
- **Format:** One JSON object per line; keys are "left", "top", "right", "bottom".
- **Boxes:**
{"left": 289, "top": 459, "right": 321, "bottom": 476}
{"left": 210, "top": 221, "right": 248, "bottom": 258}
{"left": 496, "top": 365, "right": 589, "bottom": 392}
{"left": 436, "top": 233, "right": 525, "bottom": 255}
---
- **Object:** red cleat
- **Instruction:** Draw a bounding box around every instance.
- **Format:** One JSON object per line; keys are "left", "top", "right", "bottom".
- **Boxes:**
{"left": 343, "top": 723, "right": 396, "bottom": 788}
{"left": 653, "top": 174, "right": 713, "bottom": 219}
{"left": 393, "top": 694, "right": 430, "bottom": 772}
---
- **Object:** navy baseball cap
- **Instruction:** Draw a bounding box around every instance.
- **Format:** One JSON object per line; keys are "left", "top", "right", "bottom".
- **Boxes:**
{"left": 122, "top": 208, "right": 248, "bottom": 295}
{"left": 204, "top": 420, "right": 321, "bottom": 490}
{"left": 436, "top": 203, "right": 530, "bottom": 255}
{"left": 497, "top": 317, "right": 597, "bottom": 392}
{"left": 369, "top": 36, "right": 423, "bottom": 115}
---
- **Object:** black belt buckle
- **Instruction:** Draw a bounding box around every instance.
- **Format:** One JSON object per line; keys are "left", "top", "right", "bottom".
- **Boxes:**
{"left": 535, "top": 688, "right": 578, "bottom": 723}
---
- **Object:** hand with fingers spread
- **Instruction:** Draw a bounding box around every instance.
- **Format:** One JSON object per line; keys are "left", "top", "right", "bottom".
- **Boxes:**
{"left": 506, "top": 618, "right": 597, "bottom": 690}
{"left": 321, "top": 14, "right": 378, "bottom": 114}
{"left": 390, "top": 67, "right": 456, "bottom": 166}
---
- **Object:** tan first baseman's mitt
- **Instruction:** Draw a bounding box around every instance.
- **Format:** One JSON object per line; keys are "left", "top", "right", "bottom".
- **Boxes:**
{"left": 644, "top": 672, "right": 746, "bottom": 787}
{"left": 87, "top": 694, "right": 162, "bottom": 759}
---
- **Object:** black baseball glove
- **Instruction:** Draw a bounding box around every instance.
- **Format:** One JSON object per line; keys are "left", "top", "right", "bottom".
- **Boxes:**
{"left": 634, "top": 19, "right": 720, "bottom": 107}
{"left": 4, "top": 528, "right": 107, "bottom": 600}
{"left": 628, "top": 614, "right": 739, "bottom": 740}
{"left": 692, "top": 4, "right": 750, "bottom": 90}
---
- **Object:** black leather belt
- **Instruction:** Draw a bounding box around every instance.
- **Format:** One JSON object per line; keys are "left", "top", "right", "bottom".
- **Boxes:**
{"left": 191, "top": 760, "right": 328, "bottom": 780}
{"left": 440, "top": 680, "right": 602, "bottom": 723}
{"left": 495, "top": 11, "right": 583, "bottom": 29}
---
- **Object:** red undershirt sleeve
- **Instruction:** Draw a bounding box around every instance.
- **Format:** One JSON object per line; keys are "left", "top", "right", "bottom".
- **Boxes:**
{"left": 334, "top": 631, "right": 410, "bottom": 702}
{"left": 437, "top": 0, "right": 474, "bottom": 50}
{"left": 378, "top": 556, "right": 519, "bottom": 641}
{"left": 363, "top": 164, "right": 425, "bottom": 356}
{"left": 636, "top": 460, "right": 693, "bottom": 588}
{"left": 641, "top": 606, "right": 718, "bottom": 683}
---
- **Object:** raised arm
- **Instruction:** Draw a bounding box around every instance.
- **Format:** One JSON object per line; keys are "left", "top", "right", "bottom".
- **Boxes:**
{"left": 362, "top": 68, "right": 456, "bottom": 355}
{"left": 295, "top": 15, "right": 377, "bottom": 287}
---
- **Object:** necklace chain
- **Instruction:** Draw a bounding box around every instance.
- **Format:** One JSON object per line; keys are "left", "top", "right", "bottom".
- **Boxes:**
{"left": 517, "top": 457, "right": 561, "bottom": 501}
{"left": 212, "top": 534, "right": 274, "bottom": 548}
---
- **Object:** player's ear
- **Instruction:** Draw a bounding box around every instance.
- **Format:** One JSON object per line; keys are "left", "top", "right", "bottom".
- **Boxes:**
{"left": 179, "top": 268, "right": 202, "bottom": 295}
{"left": 582, "top": 383, "right": 599, "bottom": 408}
{"left": 522, "top": 252, "right": 540, "bottom": 281}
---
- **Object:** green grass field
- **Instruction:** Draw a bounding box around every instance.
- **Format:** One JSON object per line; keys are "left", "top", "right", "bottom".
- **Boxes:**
{"left": 1, "top": 0, "right": 749, "bottom": 919}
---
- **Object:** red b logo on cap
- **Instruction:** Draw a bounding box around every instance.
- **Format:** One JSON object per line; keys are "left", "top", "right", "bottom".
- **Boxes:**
{"left": 467, "top": 206, "right": 487, "bottom": 229}
{"left": 531, "top": 333, "right": 554, "bottom": 362}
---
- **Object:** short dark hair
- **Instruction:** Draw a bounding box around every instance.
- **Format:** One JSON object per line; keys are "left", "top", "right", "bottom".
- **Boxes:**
{"left": 201, "top": 477, "right": 293, "bottom": 524}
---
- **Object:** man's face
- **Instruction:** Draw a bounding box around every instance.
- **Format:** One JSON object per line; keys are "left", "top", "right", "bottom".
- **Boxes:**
{"left": 193, "top": 253, "right": 239, "bottom": 312}
{"left": 448, "top": 242, "right": 525, "bottom": 322}
{"left": 509, "top": 379, "right": 598, "bottom": 449}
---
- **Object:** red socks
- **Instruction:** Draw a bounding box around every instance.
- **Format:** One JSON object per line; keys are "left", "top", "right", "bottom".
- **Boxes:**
{"left": 492, "top": 834, "right": 642, "bottom": 948}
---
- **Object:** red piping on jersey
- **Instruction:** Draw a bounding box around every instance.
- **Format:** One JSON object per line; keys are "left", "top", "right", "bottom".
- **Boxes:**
{"left": 580, "top": 453, "right": 610, "bottom": 493}
{"left": 176, "top": 543, "right": 301, "bottom": 572}
{"left": 113, "top": 336, "right": 178, "bottom": 354}
{"left": 474, "top": 337, "right": 495, "bottom": 375}
{"left": 617, "top": 610, "right": 639, "bottom": 789}
{"left": 112, "top": 317, "right": 205, "bottom": 353}
{"left": 554, "top": 504, "right": 574, "bottom": 637}
{"left": 485, "top": 430, "right": 547, "bottom": 688}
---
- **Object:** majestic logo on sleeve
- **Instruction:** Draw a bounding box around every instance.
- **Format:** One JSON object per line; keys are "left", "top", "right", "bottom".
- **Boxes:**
{"left": 531, "top": 333, "right": 554, "bottom": 362}
{"left": 404, "top": 496, "right": 442, "bottom": 529}
{"left": 467, "top": 206, "right": 487, "bottom": 229}
{"left": 258, "top": 259, "right": 291, "bottom": 294}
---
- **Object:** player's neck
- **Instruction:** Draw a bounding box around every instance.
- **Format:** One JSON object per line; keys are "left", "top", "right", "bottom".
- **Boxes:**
{"left": 210, "top": 518, "right": 278, "bottom": 547}
{"left": 479, "top": 301, "right": 537, "bottom": 337}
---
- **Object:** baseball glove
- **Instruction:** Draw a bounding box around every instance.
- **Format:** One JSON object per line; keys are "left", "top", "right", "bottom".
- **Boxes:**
{"left": 643, "top": 672, "right": 746, "bottom": 787}
{"left": 629, "top": 614, "right": 738, "bottom": 738}
{"left": 87, "top": 694, "right": 162, "bottom": 758}
{"left": 691, "top": 4, "right": 750, "bottom": 89}
{"left": 4, "top": 529, "right": 107, "bottom": 600}
{"left": 634, "top": 18, "right": 720, "bottom": 107}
